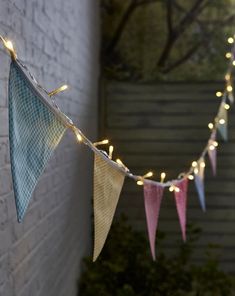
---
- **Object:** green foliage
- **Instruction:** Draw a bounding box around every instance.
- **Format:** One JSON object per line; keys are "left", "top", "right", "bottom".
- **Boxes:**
{"left": 79, "top": 216, "right": 234, "bottom": 296}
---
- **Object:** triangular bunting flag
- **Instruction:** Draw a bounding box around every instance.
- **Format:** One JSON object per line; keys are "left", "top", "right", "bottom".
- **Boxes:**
{"left": 194, "top": 159, "right": 206, "bottom": 212}
{"left": 93, "top": 152, "right": 125, "bottom": 261}
{"left": 143, "top": 180, "right": 164, "bottom": 260}
{"left": 228, "top": 92, "right": 234, "bottom": 104}
{"left": 217, "top": 104, "right": 228, "bottom": 141}
{"left": 8, "top": 61, "right": 68, "bottom": 222}
{"left": 174, "top": 178, "right": 188, "bottom": 242}
{"left": 208, "top": 130, "right": 217, "bottom": 176}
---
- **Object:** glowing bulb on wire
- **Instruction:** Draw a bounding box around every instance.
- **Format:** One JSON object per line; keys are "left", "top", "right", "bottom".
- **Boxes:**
{"left": 192, "top": 161, "right": 197, "bottom": 168}
{"left": 200, "top": 161, "right": 206, "bottom": 168}
{"left": 226, "top": 52, "right": 232, "bottom": 59}
{"left": 109, "top": 145, "right": 114, "bottom": 159}
{"left": 188, "top": 175, "right": 194, "bottom": 180}
{"left": 208, "top": 123, "right": 214, "bottom": 130}
{"left": 227, "top": 85, "right": 233, "bottom": 92}
{"left": 160, "top": 172, "right": 166, "bottom": 183}
{"left": 143, "top": 171, "right": 153, "bottom": 179}
{"left": 216, "top": 91, "right": 223, "bottom": 97}
{"left": 209, "top": 145, "right": 215, "bottom": 151}
{"left": 5, "top": 40, "right": 14, "bottom": 51}
{"left": 93, "top": 139, "right": 109, "bottom": 146}
{"left": 228, "top": 37, "right": 234, "bottom": 44}
{"left": 225, "top": 73, "right": 231, "bottom": 81}
{"left": 224, "top": 103, "right": 230, "bottom": 110}
{"left": 219, "top": 118, "right": 225, "bottom": 125}
{"left": 194, "top": 168, "right": 199, "bottom": 174}
{"left": 137, "top": 180, "right": 144, "bottom": 186}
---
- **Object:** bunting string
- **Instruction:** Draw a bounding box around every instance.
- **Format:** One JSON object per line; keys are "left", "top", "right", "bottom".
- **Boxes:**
{"left": 1, "top": 33, "right": 234, "bottom": 260}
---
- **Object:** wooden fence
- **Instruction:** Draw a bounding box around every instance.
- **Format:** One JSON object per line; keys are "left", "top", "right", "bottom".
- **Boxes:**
{"left": 100, "top": 80, "right": 235, "bottom": 272}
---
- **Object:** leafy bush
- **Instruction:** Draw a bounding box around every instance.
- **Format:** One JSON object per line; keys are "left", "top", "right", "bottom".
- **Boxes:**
{"left": 79, "top": 216, "right": 234, "bottom": 296}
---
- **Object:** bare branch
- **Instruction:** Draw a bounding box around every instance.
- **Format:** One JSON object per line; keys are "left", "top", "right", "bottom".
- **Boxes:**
{"left": 157, "top": 0, "right": 209, "bottom": 68}
{"left": 136, "top": 0, "right": 162, "bottom": 6}
{"left": 161, "top": 43, "right": 202, "bottom": 73}
{"left": 104, "top": 0, "right": 137, "bottom": 56}
{"left": 166, "top": 0, "right": 173, "bottom": 35}
{"left": 104, "top": 0, "right": 161, "bottom": 57}
{"left": 175, "top": 0, "right": 209, "bottom": 36}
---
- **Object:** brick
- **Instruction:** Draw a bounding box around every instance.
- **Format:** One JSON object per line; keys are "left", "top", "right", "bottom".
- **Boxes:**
{"left": 0, "top": 0, "right": 99, "bottom": 295}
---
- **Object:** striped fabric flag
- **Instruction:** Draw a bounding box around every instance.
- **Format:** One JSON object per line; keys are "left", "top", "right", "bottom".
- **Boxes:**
{"left": 8, "top": 61, "right": 68, "bottom": 222}
{"left": 143, "top": 180, "right": 164, "bottom": 260}
{"left": 174, "top": 178, "right": 188, "bottom": 242}
{"left": 93, "top": 152, "right": 125, "bottom": 261}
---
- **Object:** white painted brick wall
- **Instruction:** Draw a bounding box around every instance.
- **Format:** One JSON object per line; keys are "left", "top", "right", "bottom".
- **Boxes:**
{"left": 0, "top": 0, "right": 100, "bottom": 295}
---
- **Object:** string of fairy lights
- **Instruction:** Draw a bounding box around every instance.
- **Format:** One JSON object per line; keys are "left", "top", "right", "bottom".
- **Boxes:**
{"left": 0, "top": 34, "right": 234, "bottom": 193}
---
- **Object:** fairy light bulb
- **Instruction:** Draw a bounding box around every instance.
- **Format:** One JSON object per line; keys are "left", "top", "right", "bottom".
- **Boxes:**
{"left": 93, "top": 139, "right": 109, "bottom": 146}
{"left": 225, "top": 73, "right": 231, "bottom": 81}
{"left": 174, "top": 186, "right": 180, "bottom": 193}
{"left": 233, "top": 61, "right": 235, "bottom": 66}
{"left": 194, "top": 168, "right": 199, "bottom": 174}
{"left": 137, "top": 180, "right": 144, "bottom": 186}
{"left": 76, "top": 133, "right": 83, "bottom": 142}
{"left": 224, "top": 103, "right": 230, "bottom": 110}
{"left": 209, "top": 145, "right": 215, "bottom": 151}
{"left": 169, "top": 185, "right": 180, "bottom": 192}
{"left": 200, "top": 161, "right": 206, "bottom": 168}
{"left": 219, "top": 118, "right": 225, "bottom": 124}
{"left": 109, "top": 145, "right": 114, "bottom": 159}
{"left": 116, "top": 158, "right": 124, "bottom": 166}
{"left": 216, "top": 91, "right": 223, "bottom": 97}
{"left": 60, "top": 84, "right": 68, "bottom": 91}
{"left": 226, "top": 52, "right": 232, "bottom": 59}
{"left": 192, "top": 161, "right": 197, "bottom": 168}
{"left": 160, "top": 172, "right": 166, "bottom": 183}
{"left": 188, "top": 175, "right": 194, "bottom": 180}
{"left": 169, "top": 185, "right": 174, "bottom": 192}
{"left": 143, "top": 171, "right": 153, "bottom": 179}
{"left": 213, "top": 141, "right": 218, "bottom": 147}
{"left": 228, "top": 37, "right": 234, "bottom": 44}
{"left": 5, "top": 40, "right": 14, "bottom": 51}
{"left": 208, "top": 123, "right": 214, "bottom": 130}
{"left": 227, "top": 85, "right": 233, "bottom": 92}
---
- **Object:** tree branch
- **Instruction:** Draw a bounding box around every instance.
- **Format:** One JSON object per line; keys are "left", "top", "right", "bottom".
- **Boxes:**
{"left": 157, "top": 0, "right": 208, "bottom": 68}
{"left": 104, "top": 0, "right": 161, "bottom": 57}
{"left": 136, "top": 0, "right": 162, "bottom": 6}
{"left": 104, "top": 0, "right": 137, "bottom": 56}
{"left": 161, "top": 42, "right": 202, "bottom": 73}
{"left": 175, "top": 0, "right": 208, "bottom": 36}
{"left": 166, "top": 0, "right": 173, "bottom": 35}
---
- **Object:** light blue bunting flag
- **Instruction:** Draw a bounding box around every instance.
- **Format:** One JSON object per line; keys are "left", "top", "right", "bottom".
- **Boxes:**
{"left": 9, "top": 61, "right": 68, "bottom": 222}
{"left": 217, "top": 103, "right": 228, "bottom": 141}
{"left": 194, "top": 158, "right": 206, "bottom": 212}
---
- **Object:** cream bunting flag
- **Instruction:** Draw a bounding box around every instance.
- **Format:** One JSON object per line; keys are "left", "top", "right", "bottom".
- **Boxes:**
{"left": 93, "top": 152, "right": 125, "bottom": 261}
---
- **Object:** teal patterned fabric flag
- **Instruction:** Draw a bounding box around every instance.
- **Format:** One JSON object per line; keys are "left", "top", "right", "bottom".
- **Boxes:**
{"left": 9, "top": 61, "right": 68, "bottom": 222}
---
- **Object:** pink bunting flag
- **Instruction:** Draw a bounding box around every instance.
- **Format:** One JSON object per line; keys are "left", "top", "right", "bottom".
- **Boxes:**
{"left": 174, "top": 178, "right": 188, "bottom": 242}
{"left": 208, "top": 130, "right": 217, "bottom": 176}
{"left": 144, "top": 180, "right": 164, "bottom": 260}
